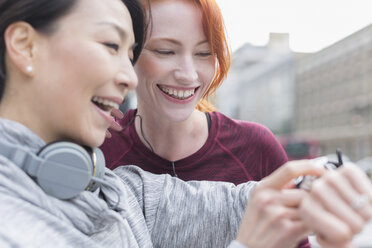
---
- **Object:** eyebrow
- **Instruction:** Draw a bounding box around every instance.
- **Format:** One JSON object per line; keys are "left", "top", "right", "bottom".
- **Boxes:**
{"left": 96, "top": 21, "right": 129, "bottom": 40}
{"left": 96, "top": 21, "right": 136, "bottom": 50}
{"left": 151, "top": 38, "right": 209, "bottom": 46}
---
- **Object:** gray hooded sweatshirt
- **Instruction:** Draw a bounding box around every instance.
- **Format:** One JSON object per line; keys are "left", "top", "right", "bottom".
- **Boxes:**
{"left": 0, "top": 118, "right": 257, "bottom": 248}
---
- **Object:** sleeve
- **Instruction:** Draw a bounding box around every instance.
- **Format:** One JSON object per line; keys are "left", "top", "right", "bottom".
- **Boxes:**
{"left": 258, "top": 125, "right": 288, "bottom": 177}
{"left": 253, "top": 129, "right": 311, "bottom": 248}
{"left": 228, "top": 240, "right": 249, "bottom": 248}
{"left": 113, "top": 165, "right": 258, "bottom": 248}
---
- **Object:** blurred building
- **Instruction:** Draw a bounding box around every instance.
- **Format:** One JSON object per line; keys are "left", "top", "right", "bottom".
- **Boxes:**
{"left": 119, "top": 90, "right": 137, "bottom": 114}
{"left": 216, "top": 39, "right": 270, "bottom": 118}
{"left": 217, "top": 33, "right": 307, "bottom": 134}
{"left": 294, "top": 23, "right": 372, "bottom": 160}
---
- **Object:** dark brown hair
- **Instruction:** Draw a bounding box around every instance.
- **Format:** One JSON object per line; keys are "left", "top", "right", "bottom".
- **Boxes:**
{"left": 0, "top": 0, "right": 146, "bottom": 101}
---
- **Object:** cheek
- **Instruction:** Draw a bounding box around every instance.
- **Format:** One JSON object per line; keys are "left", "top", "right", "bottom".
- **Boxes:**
{"left": 200, "top": 60, "right": 216, "bottom": 87}
{"left": 70, "top": 51, "right": 110, "bottom": 82}
{"left": 135, "top": 54, "right": 161, "bottom": 96}
{"left": 50, "top": 41, "right": 112, "bottom": 84}
{"left": 135, "top": 53, "right": 166, "bottom": 82}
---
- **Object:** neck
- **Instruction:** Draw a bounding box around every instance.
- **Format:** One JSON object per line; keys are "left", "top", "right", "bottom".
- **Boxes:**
{"left": 0, "top": 91, "right": 52, "bottom": 143}
{"left": 134, "top": 107, "right": 209, "bottom": 161}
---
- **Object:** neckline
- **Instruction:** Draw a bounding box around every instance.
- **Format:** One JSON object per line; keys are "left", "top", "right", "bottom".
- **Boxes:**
{"left": 128, "top": 109, "right": 219, "bottom": 168}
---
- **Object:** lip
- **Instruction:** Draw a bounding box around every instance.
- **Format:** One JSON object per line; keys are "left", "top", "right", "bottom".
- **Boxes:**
{"left": 92, "top": 102, "right": 115, "bottom": 126}
{"left": 98, "top": 96, "right": 124, "bottom": 106}
{"left": 91, "top": 94, "right": 122, "bottom": 126}
{"left": 157, "top": 85, "right": 199, "bottom": 104}
{"left": 157, "top": 84, "right": 199, "bottom": 91}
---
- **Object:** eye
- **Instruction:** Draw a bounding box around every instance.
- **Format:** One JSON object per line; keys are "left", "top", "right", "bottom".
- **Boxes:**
{"left": 104, "top": 42, "right": 120, "bottom": 52}
{"left": 196, "top": 51, "right": 212, "bottom": 57}
{"left": 155, "top": 50, "right": 174, "bottom": 55}
{"left": 129, "top": 49, "right": 135, "bottom": 65}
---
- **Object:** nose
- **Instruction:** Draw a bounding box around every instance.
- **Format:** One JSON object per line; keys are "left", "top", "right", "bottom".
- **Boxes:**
{"left": 174, "top": 56, "right": 198, "bottom": 84}
{"left": 115, "top": 59, "right": 138, "bottom": 92}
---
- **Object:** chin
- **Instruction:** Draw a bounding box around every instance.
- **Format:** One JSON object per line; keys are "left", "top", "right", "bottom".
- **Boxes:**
{"left": 90, "top": 135, "right": 106, "bottom": 147}
{"left": 78, "top": 131, "right": 106, "bottom": 148}
{"left": 164, "top": 108, "right": 195, "bottom": 123}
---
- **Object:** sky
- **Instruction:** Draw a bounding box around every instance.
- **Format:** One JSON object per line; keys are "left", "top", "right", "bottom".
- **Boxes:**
{"left": 215, "top": 0, "right": 372, "bottom": 52}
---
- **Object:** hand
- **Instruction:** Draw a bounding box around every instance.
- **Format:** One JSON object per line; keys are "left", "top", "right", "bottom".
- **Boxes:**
{"left": 300, "top": 163, "right": 372, "bottom": 248}
{"left": 105, "top": 108, "right": 124, "bottom": 138}
{"left": 236, "top": 160, "right": 325, "bottom": 248}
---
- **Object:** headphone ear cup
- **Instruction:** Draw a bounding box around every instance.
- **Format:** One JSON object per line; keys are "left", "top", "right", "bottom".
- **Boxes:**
{"left": 37, "top": 142, "right": 93, "bottom": 199}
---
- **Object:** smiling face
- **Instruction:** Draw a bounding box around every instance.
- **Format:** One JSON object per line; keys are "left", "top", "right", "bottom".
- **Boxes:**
{"left": 134, "top": 0, "right": 216, "bottom": 122}
{"left": 27, "top": 0, "right": 137, "bottom": 146}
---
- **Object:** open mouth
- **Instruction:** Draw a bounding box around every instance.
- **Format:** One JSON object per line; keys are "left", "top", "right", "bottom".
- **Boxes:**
{"left": 91, "top": 96, "right": 119, "bottom": 113}
{"left": 157, "top": 85, "right": 199, "bottom": 100}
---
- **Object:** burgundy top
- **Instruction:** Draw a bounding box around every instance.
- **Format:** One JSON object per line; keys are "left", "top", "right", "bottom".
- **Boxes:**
{"left": 100, "top": 109, "right": 310, "bottom": 248}
{"left": 101, "top": 109, "right": 287, "bottom": 184}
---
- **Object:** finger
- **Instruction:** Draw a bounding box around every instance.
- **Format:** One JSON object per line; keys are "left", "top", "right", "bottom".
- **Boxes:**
{"left": 316, "top": 235, "right": 354, "bottom": 248}
{"left": 288, "top": 219, "right": 311, "bottom": 243}
{"left": 257, "top": 204, "right": 309, "bottom": 242}
{"left": 277, "top": 220, "right": 310, "bottom": 248}
{"left": 341, "top": 164, "right": 372, "bottom": 200}
{"left": 240, "top": 192, "right": 310, "bottom": 248}
{"left": 300, "top": 196, "right": 353, "bottom": 243}
{"left": 311, "top": 179, "right": 366, "bottom": 234}
{"left": 109, "top": 119, "right": 122, "bottom": 132}
{"left": 260, "top": 160, "right": 325, "bottom": 190}
{"left": 266, "top": 204, "right": 303, "bottom": 222}
{"left": 277, "top": 189, "right": 307, "bottom": 208}
{"left": 111, "top": 108, "right": 124, "bottom": 119}
{"left": 105, "top": 130, "right": 112, "bottom": 139}
{"left": 249, "top": 190, "right": 303, "bottom": 223}
{"left": 323, "top": 170, "right": 372, "bottom": 221}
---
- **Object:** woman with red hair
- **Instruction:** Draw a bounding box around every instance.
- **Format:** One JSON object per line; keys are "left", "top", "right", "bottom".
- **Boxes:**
{"left": 100, "top": 2, "right": 342, "bottom": 247}
{"left": 102, "top": 0, "right": 288, "bottom": 193}
{"left": 102, "top": 0, "right": 287, "bottom": 185}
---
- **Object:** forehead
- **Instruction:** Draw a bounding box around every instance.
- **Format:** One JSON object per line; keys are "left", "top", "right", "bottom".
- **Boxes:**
{"left": 149, "top": 0, "right": 205, "bottom": 39}
{"left": 57, "top": 0, "right": 135, "bottom": 42}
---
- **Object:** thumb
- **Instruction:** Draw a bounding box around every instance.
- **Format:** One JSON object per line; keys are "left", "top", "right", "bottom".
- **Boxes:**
{"left": 259, "top": 160, "right": 326, "bottom": 190}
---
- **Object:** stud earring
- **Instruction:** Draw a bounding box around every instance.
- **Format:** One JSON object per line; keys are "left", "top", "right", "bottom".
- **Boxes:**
{"left": 26, "top": 66, "right": 33, "bottom": 73}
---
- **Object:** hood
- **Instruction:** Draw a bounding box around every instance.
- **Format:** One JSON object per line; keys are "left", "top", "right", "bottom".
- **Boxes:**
{"left": 0, "top": 118, "right": 126, "bottom": 235}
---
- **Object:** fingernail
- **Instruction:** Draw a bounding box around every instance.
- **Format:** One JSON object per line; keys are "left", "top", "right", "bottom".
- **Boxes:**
{"left": 310, "top": 156, "right": 328, "bottom": 169}
{"left": 112, "top": 121, "right": 122, "bottom": 131}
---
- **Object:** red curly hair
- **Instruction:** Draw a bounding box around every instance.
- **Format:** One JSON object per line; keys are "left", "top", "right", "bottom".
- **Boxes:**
{"left": 144, "top": 0, "right": 231, "bottom": 112}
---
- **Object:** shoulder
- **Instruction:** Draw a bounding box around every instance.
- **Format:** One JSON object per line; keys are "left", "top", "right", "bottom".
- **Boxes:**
{"left": 211, "top": 112, "right": 286, "bottom": 161}
{"left": 211, "top": 111, "right": 276, "bottom": 141}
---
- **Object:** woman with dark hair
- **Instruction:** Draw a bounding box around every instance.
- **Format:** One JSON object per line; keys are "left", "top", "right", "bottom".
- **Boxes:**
{"left": 0, "top": 0, "right": 144, "bottom": 246}
{"left": 0, "top": 0, "right": 371, "bottom": 247}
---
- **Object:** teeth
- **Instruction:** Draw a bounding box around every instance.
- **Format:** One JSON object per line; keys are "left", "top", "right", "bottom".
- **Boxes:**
{"left": 159, "top": 86, "right": 195, "bottom": 100}
{"left": 92, "top": 96, "right": 119, "bottom": 110}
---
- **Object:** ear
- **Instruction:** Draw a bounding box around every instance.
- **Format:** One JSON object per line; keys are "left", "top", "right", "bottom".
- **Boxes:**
{"left": 4, "top": 22, "right": 37, "bottom": 76}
